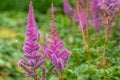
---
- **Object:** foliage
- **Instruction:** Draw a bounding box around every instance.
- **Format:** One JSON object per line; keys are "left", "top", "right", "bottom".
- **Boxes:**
{"left": 0, "top": 0, "right": 74, "bottom": 13}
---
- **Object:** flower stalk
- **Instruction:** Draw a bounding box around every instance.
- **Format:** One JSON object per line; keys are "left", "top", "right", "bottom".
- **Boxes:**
{"left": 45, "top": 3, "right": 71, "bottom": 80}
{"left": 18, "top": 1, "right": 46, "bottom": 79}
{"left": 75, "top": 0, "right": 91, "bottom": 66}
{"left": 97, "top": 0, "right": 120, "bottom": 79}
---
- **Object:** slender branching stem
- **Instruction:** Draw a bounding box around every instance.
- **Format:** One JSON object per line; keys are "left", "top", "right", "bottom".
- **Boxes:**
{"left": 103, "top": 14, "right": 112, "bottom": 80}
{"left": 34, "top": 70, "right": 38, "bottom": 80}
{"left": 59, "top": 71, "right": 64, "bottom": 80}
{"left": 25, "top": 73, "right": 29, "bottom": 80}
{"left": 75, "top": 0, "right": 91, "bottom": 67}
{"left": 34, "top": 77, "right": 38, "bottom": 80}
{"left": 86, "top": 0, "right": 91, "bottom": 67}
{"left": 103, "top": 20, "right": 108, "bottom": 80}
{"left": 102, "top": 9, "right": 117, "bottom": 79}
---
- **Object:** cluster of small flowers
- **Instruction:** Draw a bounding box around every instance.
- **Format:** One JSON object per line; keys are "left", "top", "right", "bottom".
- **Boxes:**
{"left": 98, "top": 0, "right": 120, "bottom": 15}
{"left": 64, "top": 0, "right": 120, "bottom": 32}
{"left": 18, "top": 1, "right": 71, "bottom": 79}
{"left": 90, "top": 0, "right": 103, "bottom": 32}
{"left": 64, "top": 0, "right": 89, "bottom": 31}
{"left": 18, "top": 2, "right": 46, "bottom": 79}
{"left": 45, "top": 4, "right": 70, "bottom": 71}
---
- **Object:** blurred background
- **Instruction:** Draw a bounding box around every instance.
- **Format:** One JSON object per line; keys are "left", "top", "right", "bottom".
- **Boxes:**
{"left": 0, "top": 0, "right": 120, "bottom": 80}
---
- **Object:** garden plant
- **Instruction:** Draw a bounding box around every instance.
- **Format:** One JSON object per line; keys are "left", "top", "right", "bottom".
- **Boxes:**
{"left": 0, "top": 0, "right": 120, "bottom": 80}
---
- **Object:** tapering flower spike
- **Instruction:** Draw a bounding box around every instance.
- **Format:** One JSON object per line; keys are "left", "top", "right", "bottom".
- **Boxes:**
{"left": 90, "top": 0, "right": 102, "bottom": 32}
{"left": 74, "top": 0, "right": 89, "bottom": 32}
{"left": 79, "top": 10, "right": 89, "bottom": 31}
{"left": 45, "top": 3, "right": 71, "bottom": 71}
{"left": 98, "top": 0, "right": 120, "bottom": 16}
{"left": 74, "top": 10, "right": 89, "bottom": 31}
{"left": 63, "top": 0, "right": 73, "bottom": 16}
{"left": 63, "top": 0, "right": 89, "bottom": 31}
{"left": 79, "top": 0, "right": 87, "bottom": 8}
{"left": 18, "top": 1, "right": 46, "bottom": 79}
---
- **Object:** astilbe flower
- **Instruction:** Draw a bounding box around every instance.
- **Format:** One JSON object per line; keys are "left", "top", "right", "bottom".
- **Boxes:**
{"left": 79, "top": 11, "right": 89, "bottom": 31}
{"left": 63, "top": 0, "right": 73, "bottom": 16}
{"left": 18, "top": 1, "right": 46, "bottom": 79}
{"left": 90, "top": 0, "right": 102, "bottom": 32}
{"left": 73, "top": 10, "right": 89, "bottom": 31}
{"left": 45, "top": 4, "right": 71, "bottom": 71}
{"left": 64, "top": 0, "right": 89, "bottom": 31}
{"left": 76, "top": 0, "right": 88, "bottom": 9}
{"left": 98, "top": 0, "right": 120, "bottom": 16}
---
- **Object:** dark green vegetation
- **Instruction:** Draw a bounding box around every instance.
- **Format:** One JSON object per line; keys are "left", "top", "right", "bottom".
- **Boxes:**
{"left": 0, "top": 0, "right": 73, "bottom": 13}
{"left": 0, "top": 1, "right": 120, "bottom": 80}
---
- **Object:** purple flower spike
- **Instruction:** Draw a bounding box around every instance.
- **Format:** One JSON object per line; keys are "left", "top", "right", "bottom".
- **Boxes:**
{"left": 79, "top": 11, "right": 89, "bottom": 31}
{"left": 63, "top": 0, "right": 73, "bottom": 16}
{"left": 73, "top": 10, "right": 89, "bottom": 31}
{"left": 18, "top": 1, "right": 46, "bottom": 79}
{"left": 45, "top": 4, "right": 71, "bottom": 71}
{"left": 90, "top": 0, "right": 102, "bottom": 32}
{"left": 98, "top": 0, "right": 120, "bottom": 15}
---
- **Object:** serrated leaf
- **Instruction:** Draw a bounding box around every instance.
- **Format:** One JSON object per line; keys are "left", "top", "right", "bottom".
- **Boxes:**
{"left": 49, "top": 76, "right": 59, "bottom": 80}
{"left": 74, "top": 64, "right": 88, "bottom": 76}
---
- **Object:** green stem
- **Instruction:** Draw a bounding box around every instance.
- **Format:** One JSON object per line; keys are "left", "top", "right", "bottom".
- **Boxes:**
{"left": 75, "top": 0, "right": 91, "bottom": 67}
{"left": 59, "top": 71, "right": 64, "bottom": 80}
{"left": 25, "top": 73, "right": 29, "bottom": 80}
{"left": 102, "top": 15, "right": 112, "bottom": 80}
{"left": 34, "top": 78, "right": 38, "bottom": 80}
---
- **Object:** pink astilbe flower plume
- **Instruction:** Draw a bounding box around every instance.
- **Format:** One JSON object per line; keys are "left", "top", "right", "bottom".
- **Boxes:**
{"left": 18, "top": 1, "right": 46, "bottom": 79}
{"left": 79, "top": 11, "right": 89, "bottom": 31}
{"left": 63, "top": 0, "right": 89, "bottom": 31}
{"left": 75, "top": 10, "right": 89, "bottom": 31}
{"left": 63, "top": 0, "right": 73, "bottom": 16}
{"left": 98, "top": 0, "right": 120, "bottom": 16}
{"left": 90, "top": 0, "right": 120, "bottom": 32}
{"left": 74, "top": 0, "right": 89, "bottom": 32}
{"left": 90, "top": 0, "right": 102, "bottom": 32}
{"left": 79, "top": 0, "right": 88, "bottom": 8}
{"left": 45, "top": 4, "right": 71, "bottom": 71}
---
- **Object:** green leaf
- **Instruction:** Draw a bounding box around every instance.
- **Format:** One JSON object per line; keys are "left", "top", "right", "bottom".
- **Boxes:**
{"left": 74, "top": 64, "right": 89, "bottom": 76}
{"left": 49, "top": 75, "right": 59, "bottom": 80}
